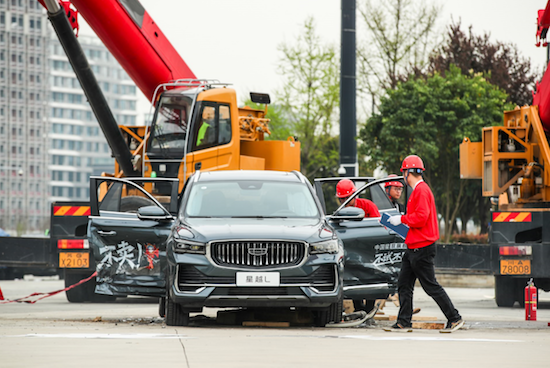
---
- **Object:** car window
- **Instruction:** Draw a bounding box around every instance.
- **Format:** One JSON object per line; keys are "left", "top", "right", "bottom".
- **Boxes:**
{"left": 319, "top": 179, "right": 394, "bottom": 215}
{"left": 97, "top": 180, "right": 166, "bottom": 213}
{"left": 184, "top": 181, "right": 319, "bottom": 218}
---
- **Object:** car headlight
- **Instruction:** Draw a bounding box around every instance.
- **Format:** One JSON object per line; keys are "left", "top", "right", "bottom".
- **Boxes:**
{"left": 309, "top": 239, "right": 339, "bottom": 254}
{"left": 173, "top": 239, "right": 206, "bottom": 254}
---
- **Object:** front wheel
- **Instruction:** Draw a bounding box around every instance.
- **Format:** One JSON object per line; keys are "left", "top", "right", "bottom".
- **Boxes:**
{"left": 165, "top": 297, "right": 189, "bottom": 326}
{"left": 313, "top": 293, "right": 343, "bottom": 327}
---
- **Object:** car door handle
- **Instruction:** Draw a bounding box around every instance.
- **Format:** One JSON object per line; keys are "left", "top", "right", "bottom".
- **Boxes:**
{"left": 97, "top": 230, "right": 117, "bottom": 236}
{"left": 195, "top": 162, "right": 202, "bottom": 170}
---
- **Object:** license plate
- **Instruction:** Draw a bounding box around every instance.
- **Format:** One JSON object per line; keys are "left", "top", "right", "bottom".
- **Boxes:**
{"left": 236, "top": 272, "right": 280, "bottom": 287}
{"left": 59, "top": 252, "right": 90, "bottom": 268}
{"left": 500, "top": 259, "right": 531, "bottom": 275}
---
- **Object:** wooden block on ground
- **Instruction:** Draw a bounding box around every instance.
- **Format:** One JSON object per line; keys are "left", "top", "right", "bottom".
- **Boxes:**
{"left": 412, "top": 322, "right": 445, "bottom": 330}
{"left": 343, "top": 299, "right": 354, "bottom": 314}
{"left": 374, "top": 315, "right": 390, "bottom": 321}
{"left": 243, "top": 321, "right": 290, "bottom": 327}
{"left": 387, "top": 315, "right": 437, "bottom": 321}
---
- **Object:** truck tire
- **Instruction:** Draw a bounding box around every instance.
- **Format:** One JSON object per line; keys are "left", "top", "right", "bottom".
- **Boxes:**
{"left": 495, "top": 275, "right": 516, "bottom": 307}
{"left": 165, "top": 297, "right": 189, "bottom": 326}
{"left": 64, "top": 270, "right": 91, "bottom": 303}
{"left": 159, "top": 297, "right": 166, "bottom": 318}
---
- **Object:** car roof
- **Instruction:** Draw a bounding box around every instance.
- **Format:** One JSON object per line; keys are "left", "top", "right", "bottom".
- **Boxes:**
{"left": 195, "top": 170, "right": 304, "bottom": 183}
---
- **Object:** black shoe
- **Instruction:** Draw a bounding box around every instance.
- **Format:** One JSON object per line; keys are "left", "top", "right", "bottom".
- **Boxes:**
{"left": 440, "top": 319, "right": 464, "bottom": 333}
{"left": 384, "top": 323, "right": 413, "bottom": 332}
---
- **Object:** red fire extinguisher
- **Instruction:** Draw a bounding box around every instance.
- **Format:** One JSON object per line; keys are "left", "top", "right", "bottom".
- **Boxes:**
{"left": 525, "top": 278, "right": 537, "bottom": 321}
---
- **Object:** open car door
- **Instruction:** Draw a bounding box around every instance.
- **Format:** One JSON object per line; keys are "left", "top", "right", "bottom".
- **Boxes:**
{"left": 314, "top": 177, "right": 406, "bottom": 310}
{"left": 88, "top": 177, "right": 179, "bottom": 298}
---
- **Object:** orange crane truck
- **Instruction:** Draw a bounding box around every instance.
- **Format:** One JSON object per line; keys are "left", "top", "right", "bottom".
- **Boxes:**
{"left": 0, "top": 0, "right": 299, "bottom": 301}
{"left": 460, "top": 1, "right": 550, "bottom": 307}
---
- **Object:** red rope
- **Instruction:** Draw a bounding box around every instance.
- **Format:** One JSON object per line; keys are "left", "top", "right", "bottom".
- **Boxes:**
{"left": 0, "top": 271, "right": 97, "bottom": 304}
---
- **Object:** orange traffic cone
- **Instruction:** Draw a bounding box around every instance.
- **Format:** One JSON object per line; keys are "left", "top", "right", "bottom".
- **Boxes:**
{"left": 0, "top": 285, "right": 4, "bottom": 300}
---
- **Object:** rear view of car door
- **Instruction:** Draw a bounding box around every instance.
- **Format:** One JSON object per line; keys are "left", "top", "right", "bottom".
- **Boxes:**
{"left": 88, "top": 177, "right": 179, "bottom": 298}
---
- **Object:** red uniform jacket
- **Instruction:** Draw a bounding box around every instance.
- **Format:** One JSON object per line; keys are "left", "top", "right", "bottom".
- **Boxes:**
{"left": 401, "top": 181, "right": 439, "bottom": 249}
{"left": 355, "top": 198, "right": 380, "bottom": 218}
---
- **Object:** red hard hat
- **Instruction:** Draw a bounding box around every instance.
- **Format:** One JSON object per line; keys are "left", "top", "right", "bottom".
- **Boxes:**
{"left": 385, "top": 174, "right": 404, "bottom": 188}
{"left": 336, "top": 179, "right": 356, "bottom": 198}
{"left": 400, "top": 155, "right": 425, "bottom": 172}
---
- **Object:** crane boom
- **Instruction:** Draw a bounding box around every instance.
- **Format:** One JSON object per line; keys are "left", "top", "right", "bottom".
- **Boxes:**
{"left": 40, "top": 0, "right": 196, "bottom": 102}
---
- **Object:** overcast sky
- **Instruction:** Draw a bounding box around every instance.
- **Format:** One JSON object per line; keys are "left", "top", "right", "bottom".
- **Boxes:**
{"left": 78, "top": 0, "right": 550, "bottom": 118}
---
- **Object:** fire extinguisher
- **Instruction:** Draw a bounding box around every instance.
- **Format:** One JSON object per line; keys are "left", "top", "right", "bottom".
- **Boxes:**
{"left": 525, "top": 278, "right": 537, "bottom": 321}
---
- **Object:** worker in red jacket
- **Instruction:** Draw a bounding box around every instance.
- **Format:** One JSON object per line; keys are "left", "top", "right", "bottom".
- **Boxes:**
{"left": 385, "top": 174, "right": 405, "bottom": 213}
{"left": 336, "top": 179, "right": 380, "bottom": 218}
{"left": 386, "top": 155, "right": 464, "bottom": 333}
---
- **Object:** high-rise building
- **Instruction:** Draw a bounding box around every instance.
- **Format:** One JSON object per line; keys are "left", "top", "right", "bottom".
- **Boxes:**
{"left": 0, "top": 2, "right": 138, "bottom": 234}
{"left": 49, "top": 34, "right": 138, "bottom": 206}
{"left": 0, "top": 0, "right": 49, "bottom": 233}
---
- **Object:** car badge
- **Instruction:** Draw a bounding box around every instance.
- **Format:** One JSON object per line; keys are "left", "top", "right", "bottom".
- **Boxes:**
{"left": 248, "top": 243, "right": 268, "bottom": 256}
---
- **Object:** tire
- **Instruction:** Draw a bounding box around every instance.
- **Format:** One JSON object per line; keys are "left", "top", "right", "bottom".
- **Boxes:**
{"left": 495, "top": 276, "right": 516, "bottom": 307}
{"left": 353, "top": 299, "right": 375, "bottom": 313}
{"left": 120, "top": 196, "right": 156, "bottom": 213}
{"left": 165, "top": 296, "right": 189, "bottom": 326}
{"left": 159, "top": 297, "right": 166, "bottom": 318}
{"left": 313, "top": 292, "right": 343, "bottom": 327}
{"left": 64, "top": 270, "right": 91, "bottom": 303}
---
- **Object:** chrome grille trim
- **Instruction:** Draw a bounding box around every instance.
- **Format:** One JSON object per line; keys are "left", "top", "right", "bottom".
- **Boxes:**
{"left": 210, "top": 240, "right": 306, "bottom": 268}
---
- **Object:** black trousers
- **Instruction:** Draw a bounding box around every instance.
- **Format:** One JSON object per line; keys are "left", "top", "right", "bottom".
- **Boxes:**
{"left": 397, "top": 243, "right": 461, "bottom": 327}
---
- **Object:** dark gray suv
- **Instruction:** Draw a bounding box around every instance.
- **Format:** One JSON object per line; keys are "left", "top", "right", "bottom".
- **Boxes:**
{"left": 164, "top": 170, "right": 344, "bottom": 326}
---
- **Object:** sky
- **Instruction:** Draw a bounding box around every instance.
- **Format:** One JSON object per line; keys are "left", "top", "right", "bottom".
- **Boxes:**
{"left": 77, "top": 0, "right": 550, "bottom": 119}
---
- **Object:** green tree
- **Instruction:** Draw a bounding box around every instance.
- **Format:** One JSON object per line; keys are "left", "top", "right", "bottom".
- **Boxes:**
{"left": 275, "top": 18, "right": 340, "bottom": 182}
{"left": 359, "top": 65, "right": 514, "bottom": 241}
{"left": 357, "top": 0, "right": 440, "bottom": 103}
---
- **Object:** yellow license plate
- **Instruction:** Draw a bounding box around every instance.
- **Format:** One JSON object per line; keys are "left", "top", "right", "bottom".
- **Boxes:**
{"left": 59, "top": 252, "right": 90, "bottom": 268}
{"left": 500, "top": 259, "right": 531, "bottom": 275}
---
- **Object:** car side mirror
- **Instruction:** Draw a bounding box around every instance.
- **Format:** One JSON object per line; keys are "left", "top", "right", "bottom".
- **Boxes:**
{"left": 328, "top": 207, "right": 365, "bottom": 222}
{"left": 137, "top": 205, "right": 173, "bottom": 221}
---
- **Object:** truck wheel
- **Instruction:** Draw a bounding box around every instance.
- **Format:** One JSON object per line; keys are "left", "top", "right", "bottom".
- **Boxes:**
{"left": 495, "top": 276, "right": 516, "bottom": 307}
{"left": 64, "top": 270, "right": 91, "bottom": 303}
{"left": 165, "top": 297, "right": 189, "bottom": 326}
{"left": 159, "top": 297, "right": 166, "bottom": 318}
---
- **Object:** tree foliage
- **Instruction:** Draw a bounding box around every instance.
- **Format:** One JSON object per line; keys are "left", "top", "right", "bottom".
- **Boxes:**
{"left": 429, "top": 22, "right": 538, "bottom": 107}
{"left": 357, "top": 0, "right": 440, "bottom": 100}
{"left": 275, "top": 18, "right": 340, "bottom": 182}
{"left": 358, "top": 66, "right": 514, "bottom": 241}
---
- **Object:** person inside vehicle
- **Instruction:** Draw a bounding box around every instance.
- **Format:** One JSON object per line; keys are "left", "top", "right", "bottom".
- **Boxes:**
{"left": 336, "top": 178, "right": 380, "bottom": 218}
{"left": 196, "top": 107, "right": 215, "bottom": 146}
{"left": 385, "top": 174, "right": 405, "bottom": 213}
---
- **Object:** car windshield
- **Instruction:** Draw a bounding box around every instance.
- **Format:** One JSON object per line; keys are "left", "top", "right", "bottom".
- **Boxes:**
{"left": 185, "top": 180, "right": 320, "bottom": 218}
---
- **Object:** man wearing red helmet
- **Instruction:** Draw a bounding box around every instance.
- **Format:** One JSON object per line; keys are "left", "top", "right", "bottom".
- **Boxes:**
{"left": 385, "top": 174, "right": 405, "bottom": 213}
{"left": 336, "top": 179, "right": 380, "bottom": 218}
{"left": 386, "top": 155, "right": 464, "bottom": 333}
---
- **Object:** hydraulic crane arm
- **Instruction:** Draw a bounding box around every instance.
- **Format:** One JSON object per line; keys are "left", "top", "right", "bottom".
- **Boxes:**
{"left": 39, "top": 0, "right": 196, "bottom": 102}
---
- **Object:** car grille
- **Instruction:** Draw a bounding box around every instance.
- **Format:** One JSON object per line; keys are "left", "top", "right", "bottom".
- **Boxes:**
{"left": 210, "top": 241, "right": 306, "bottom": 268}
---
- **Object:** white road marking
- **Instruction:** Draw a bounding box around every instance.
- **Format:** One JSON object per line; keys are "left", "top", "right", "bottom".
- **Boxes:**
{"left": 7, "top": 333, "right": 195, "bottom": 339}
{"left": 339, "top": 335, "right": 523, "bottom": 342}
